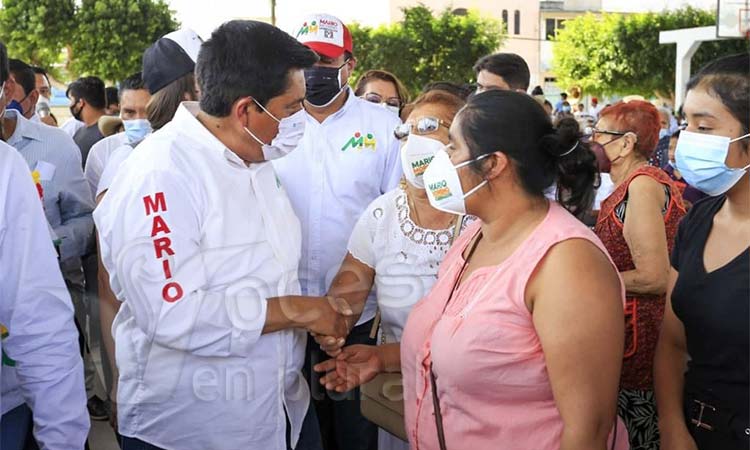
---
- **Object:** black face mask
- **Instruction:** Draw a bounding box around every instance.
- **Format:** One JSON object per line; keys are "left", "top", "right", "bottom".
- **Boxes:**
{"left": 304, "top": 62, "right": 347, "bottom": 107}
{"left": 70, "top": 100, "right": 83, "bottom": 122}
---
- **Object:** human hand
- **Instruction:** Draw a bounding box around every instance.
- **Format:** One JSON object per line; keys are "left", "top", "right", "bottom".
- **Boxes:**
{"left": 311, "top": 332, "right": 346, "bottom": 357}
{"left": 303, "top": 296, "right": 355, "bottom": 339}
{"left": 313, "top": 344, "right": 383, "bottom": 392}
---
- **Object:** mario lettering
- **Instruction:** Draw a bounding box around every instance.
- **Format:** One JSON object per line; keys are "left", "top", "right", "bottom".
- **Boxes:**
{"left": 144, "top": 192, "right": 183, "bottom": 303}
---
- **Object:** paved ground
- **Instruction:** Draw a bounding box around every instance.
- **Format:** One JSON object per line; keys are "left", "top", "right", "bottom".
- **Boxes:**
{"left": 88, "top": 344, "right": 120, "bottom": 450}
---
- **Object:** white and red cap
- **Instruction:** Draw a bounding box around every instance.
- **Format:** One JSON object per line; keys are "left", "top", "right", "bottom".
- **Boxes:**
{"left": 293, "top": 13, "right": 353, "bottom": 59}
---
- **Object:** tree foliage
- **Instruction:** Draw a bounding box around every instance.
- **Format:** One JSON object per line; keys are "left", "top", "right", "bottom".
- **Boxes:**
{"left": 553, "top": 7, "right": 750, "bottom": 98}
{"left": 0, "top": 0, "right": 75, "bottom": 77}
{"left": 350, "top": 6, "right": 503, "bottom": 96}
{"left": 69, "top": 0, "right": 178, "bottom": 82}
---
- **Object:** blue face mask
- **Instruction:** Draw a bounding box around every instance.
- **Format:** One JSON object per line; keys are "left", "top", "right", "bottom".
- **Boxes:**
{"left": 122, "top": 119, "right": 152, "bottom": 144}
{"left": 6, "top": 99, "right": 23, "bottom": 115}
{"left": 674, "top": 130, "right": 750, "bottom": 196}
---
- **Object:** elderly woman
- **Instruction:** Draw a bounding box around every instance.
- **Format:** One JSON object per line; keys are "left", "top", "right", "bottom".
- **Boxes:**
{"left": 655, "top": 53, "right": 750, "bottom": 450}
{"left": 354, "top": 69, "right": 410, "bottom": 118}
{"left": 593, "top": 100, "right": 686, "bottom": 450}
{"left": 321, "top": 90, "right": 629, "bottom": 449}
{"left": 312, "top": 89, "right": 465, "bottom": 450}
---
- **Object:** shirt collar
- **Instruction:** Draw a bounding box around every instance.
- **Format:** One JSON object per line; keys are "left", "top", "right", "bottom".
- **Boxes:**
{"left": 4, "top": 109, "right": 42, "bottom": 145}
{"left": 304, "top": 87, "right": 356, "bottom": 125}
{"left": 175, "top": 102, "right": 249, "bottom": 168}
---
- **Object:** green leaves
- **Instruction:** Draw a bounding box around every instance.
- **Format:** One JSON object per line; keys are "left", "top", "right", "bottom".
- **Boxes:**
{"left": 349, "top": 5, "right": 504, "bottom": 96}
{"left": 0, "top": 0, "right": 177, "bottom": 83}
{"left": 69, "top": 0, "right": 178, "bottom": 83}
{"left": 553, "top": 7, "right": 749, "bottom": 99}
{"left": 0, "top": 0, "right": 75, "bottom": 79}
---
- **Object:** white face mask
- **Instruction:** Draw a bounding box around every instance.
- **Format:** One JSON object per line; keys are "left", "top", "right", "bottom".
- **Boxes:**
{"left": 382, "top": 103, "right": 400, "bottom": 116}
{"left": 423, "top": 149, "right": 490, "bottom": 215}
{"left": 674, "top": 130, "right": 750, "bottom": 196}
{"left": 244, "top": 99, "right": 306, "bottom": 161}
{"left": 400, "top": 134, "right": 445, "bottom": 189}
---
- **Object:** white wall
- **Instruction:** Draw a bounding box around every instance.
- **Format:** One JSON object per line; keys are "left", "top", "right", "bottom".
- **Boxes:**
{"left": 600, "top": 0, "right": 717, "bottom": 12}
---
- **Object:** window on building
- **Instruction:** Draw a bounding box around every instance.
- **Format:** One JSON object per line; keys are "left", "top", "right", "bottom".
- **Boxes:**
{"left": 514, "top": 10, "right": 521, "bottom": 35}
{"left": 502, "top": 9, "right": 508, "bottom": 28}
{"left": 545, "top": 18, "right": 566, "bottom": 40}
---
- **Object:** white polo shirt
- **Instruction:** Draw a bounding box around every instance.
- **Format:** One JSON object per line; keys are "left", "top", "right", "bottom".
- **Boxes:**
{"left": 273, "top": 89, "right": 402, "bottom": 326}
{"left": 84, "top": 131, "right": 129, "bottom": 196}
{"left": 94, "top": 102, "right": 309, "bottom": 450}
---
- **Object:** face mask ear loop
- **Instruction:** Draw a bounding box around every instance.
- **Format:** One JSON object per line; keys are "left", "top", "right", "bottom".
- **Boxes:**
{"left": 729, "top": 133, "right": 750, "bottom": 143}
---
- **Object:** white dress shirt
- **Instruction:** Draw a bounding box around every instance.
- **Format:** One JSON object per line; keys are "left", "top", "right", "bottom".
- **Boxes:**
{"left": 60, "top": 118, "right": 84, "bottom": 138}
{"left": 273, "top": 89, "right": 402, "bottom": 326}
{"left": 84, "top": 131, "right": 128, "bottom": 196}
{"left": 94, "top": 102, "right": 309, "bottom": 450}
{"left": 0, "top": 142, "right": 89, "bottom": 449}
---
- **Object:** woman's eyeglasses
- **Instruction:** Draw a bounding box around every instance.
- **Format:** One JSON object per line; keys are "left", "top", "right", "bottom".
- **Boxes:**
{"left": 364, "top": 92, "right": 401, "bottom": 109}
{"left": 394, "top": 116, "right": 451, "bottom": 140}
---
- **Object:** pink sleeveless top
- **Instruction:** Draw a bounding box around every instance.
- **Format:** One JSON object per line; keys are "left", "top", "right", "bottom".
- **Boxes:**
{"left": 400, "top": 202, "right": 629, "bottom": 450}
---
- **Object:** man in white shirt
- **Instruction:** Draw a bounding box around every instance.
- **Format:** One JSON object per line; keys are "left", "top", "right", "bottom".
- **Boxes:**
{"left": 0, "top": 41, "right": 89, "bottom": 450}
{"left": 272, "top": 13, "right": 402, "bottom": 450}
{"left": 95, "top": 20, "right": 351, "bottom": 450}
{"left": 85, "top": 72, "right": 151, "bottom": 196}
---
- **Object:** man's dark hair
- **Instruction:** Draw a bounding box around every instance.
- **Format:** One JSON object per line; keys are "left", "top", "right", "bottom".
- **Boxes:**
{"left": 473, "top": 53, "right": 530, "bottom": 91}
{"left": 66, "top": 76, "right": 106, "bottom": 109}
{"left": 197, "top": 20, "right": 319, "bottom": 117}
{"left": 105, "top": 86, "right": 119, "bottom": 107}
{"left": 561, "top": 92, "right": 568, "bottom": 98}
{"left": 8, "top": 59, "right": 35, "bottom": 97}
{"left": 422, "top": 81, "right": 475, "bottom": 100}
{"left": 119, "top": 72, "right": 146, "bottom": 101}
{"left": 0, "top": 42, "right": 8, "bottom": 85}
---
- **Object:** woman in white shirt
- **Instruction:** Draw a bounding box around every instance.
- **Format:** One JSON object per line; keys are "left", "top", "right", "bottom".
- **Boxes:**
{"left": 311, "top": 89, "right": 466, "bottom": 450}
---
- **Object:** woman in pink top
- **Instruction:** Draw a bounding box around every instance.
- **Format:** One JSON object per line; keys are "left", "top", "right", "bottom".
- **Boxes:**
{"left": 401, "top": 91, "right": 628, "bottom": 449}
{"left": 314, "top": 91, "right": 629, "bottom": 449}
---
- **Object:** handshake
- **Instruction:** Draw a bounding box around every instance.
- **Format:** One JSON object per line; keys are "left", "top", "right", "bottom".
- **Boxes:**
{"left": 278, "top": 295, "right": 358, "bottom": 354}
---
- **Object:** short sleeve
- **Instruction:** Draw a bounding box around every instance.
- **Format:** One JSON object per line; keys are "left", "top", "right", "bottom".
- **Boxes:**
{"left": 347, "top": 200, "right": 379, "bottom": 269}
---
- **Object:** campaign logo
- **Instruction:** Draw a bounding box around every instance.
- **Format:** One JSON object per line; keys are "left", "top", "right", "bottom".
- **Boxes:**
{"left": 296, "top": 20, "right": 319, "bottom": 38}
{"left": 410, "top": 156, "right": 434, "bottom": 176}
{"left": 341, "top": 132, "right": 377, "bottom": 152}
{"left": 428, "top": 180, "right": 452, "bottom": 201}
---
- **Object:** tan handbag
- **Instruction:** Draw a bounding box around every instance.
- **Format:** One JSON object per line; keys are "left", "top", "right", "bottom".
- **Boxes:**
{"left": 360, "top": 215, "right": 464, "bottom": 443}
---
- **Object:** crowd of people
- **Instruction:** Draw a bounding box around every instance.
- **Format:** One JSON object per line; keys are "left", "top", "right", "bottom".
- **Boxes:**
{"left": 0, "top": 11, "right": 747, "bottom": 450}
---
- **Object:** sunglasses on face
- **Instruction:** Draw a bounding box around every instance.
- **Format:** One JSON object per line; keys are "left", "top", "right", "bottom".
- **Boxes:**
{"left": 364, "top": 92, "right": 401, "bottom": 108}
{"left": 394, "top": 116, "right": 451, "bottom": 140}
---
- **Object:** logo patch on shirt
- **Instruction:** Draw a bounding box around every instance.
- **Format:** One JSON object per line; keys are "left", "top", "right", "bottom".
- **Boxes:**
{"left": 428, "top": 180, "right": 452, "bottom": 201}
{"left": 341, "top": 132, "right": 376, "bottom": 152}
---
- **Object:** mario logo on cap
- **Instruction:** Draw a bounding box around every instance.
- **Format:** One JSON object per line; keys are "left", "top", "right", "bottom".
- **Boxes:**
{"left": 296, "top": 21, "right": 319, "bottom": 38}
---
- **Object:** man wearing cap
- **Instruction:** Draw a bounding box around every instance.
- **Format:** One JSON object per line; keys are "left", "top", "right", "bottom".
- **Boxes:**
{"left": 95, "top": 20, "right": 348, "bottom": 450}
{"left": 273, "top": 13, "right": 402, "bottom": 450}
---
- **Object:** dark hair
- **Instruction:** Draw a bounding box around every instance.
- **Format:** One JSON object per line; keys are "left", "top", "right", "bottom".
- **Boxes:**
{"left": 31, "top": 66, "right": 51, "bottom": 87}
{"left": 105, "top": 86, "right": 119, "bottom": 107}
{"left": 531, "top": 85, "right": 544, "bottom": 96}
{"left": 146, "top": 72, "right": 197, "bottom": 130}
{"left": 543, "top": 99, "right": 553, "bottom": 109}
{"left": 422, "top": 81, "right": 474, "bottom": 100}
{"left": 8, "top": 59, "right": 35, "bottom": 97}
{"left": 686, "top": 53, "right": 749, "bottom": 136}
{"left": 353, "top": 69, "right": 410, "bottom": 106}
{"left": 66, "top": 76, "right": 106, "bottom": 109}
{"left": 400, "top": 89, "right": 465, "bottom": 123}
{"left": 560, "top": 92, "right": 568, "bottom": 98}
{"left": 458, "top": 90, "right": 598, "bottom": 218}
{"left": 119, "top": 72, "right": 146, "bottom": 100}
{"left": 0, "top": 42, "right": 8, "bottom": 85}
{"left": 598, "top": 100, "right": 660, "bottom": 159}
{"left": 473, "top": 53, "right": 530, "bottom": 91}
{"left": 197, "top": 20, "right": 319, "bottom": 117}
